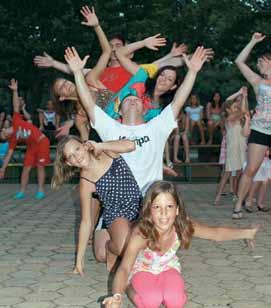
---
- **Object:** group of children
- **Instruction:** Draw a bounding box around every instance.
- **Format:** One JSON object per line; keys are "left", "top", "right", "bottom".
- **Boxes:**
{"left": 0, "top": 4, "right": 270, "bottom": 307}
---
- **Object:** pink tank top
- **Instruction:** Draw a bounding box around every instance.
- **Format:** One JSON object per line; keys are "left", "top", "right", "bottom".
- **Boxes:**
{"left": 251, "top": 83, "right": 271, "bottom": 135}
{"left": 129, "top": 232, "right": 181, "bottom": 279}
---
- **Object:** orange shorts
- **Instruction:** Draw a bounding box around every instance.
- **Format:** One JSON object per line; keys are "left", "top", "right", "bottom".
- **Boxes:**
{"left": 24, "top": 137, "right": 51, "bottom": 167}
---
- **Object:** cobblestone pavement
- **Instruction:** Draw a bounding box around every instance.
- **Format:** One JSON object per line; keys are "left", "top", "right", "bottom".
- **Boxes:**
{"left": 0, "top": 183, "right": 271, "bottom": 308}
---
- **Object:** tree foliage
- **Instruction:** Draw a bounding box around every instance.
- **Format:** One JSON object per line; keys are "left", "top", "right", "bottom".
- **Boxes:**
{"left": 0, "top": 0, "right": 270, "bottom": 113}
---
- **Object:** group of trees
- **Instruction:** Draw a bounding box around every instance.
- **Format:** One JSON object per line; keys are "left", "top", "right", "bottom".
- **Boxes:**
{"left": 0, "top": 0, "right": 270, "bottom": 115}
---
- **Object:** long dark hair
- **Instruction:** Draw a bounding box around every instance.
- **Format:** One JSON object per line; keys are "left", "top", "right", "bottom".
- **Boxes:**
{"left": 144, "top": 66, "right": 182, "bottom": 109}
{"left": 138, "top": 181, "right": 194, "bottom": 251}
{"left": 210, "top": 91, "right": 223, "bottom": 109}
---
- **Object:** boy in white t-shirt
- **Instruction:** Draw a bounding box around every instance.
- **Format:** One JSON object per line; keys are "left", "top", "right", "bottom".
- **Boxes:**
{"left": 64, "top": 46, "right": 209, "bottom": 191}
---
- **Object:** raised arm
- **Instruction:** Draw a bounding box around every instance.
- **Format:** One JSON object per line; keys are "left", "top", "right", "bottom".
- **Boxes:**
{"left": 33, "top": 52, "right": 91, "bottom": 75}
{"left": 192, "top": 220, "right": 258, "bottom": 244}
{"left": 80, "top": 6, "right": 111, "bottom": 85}
{"left": 115, "top": 34, "right": 166, "bottom": 75}
{"left": 235, "top": 32, "right": 265, "bottom": 89}
{"left": 171, "top": 47, "right": 209, "bottom": 119}
{"left": 64, "top": 47, "right": 96, "bottom": 123}
{"left": 155, "top": 45, "right": 214, "bottom": 69}
{"left": 8, "top": 79, "right": 20, "bottom": 113}
{"left": 242, "top": 112, "right": 251, "bottom": 137}
{"left": 85, "top": 139, "right": 135, "bottom": 158}
{"left": 73, "top": 180, "right": 95, "bottom": 276}
{"left": 20, "top": 98, "right": 32, "bottom": 122}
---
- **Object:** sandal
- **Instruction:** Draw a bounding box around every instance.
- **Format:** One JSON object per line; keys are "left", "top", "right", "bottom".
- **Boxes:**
{"left": 243, "top": 201, "right": 254, "bottom": 213}
{"left": 257, "top": 205, "right": 270, "bottom": 212}
{"left": 232, "top": 210, "right": 243, "bottom": 220}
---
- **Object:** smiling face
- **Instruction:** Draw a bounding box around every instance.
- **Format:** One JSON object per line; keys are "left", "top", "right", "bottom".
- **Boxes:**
{"left": 150, "top": 192, "right": 179, "bottom": 234}
{"left": 53, "top": 78, "right": 76, "bottom": 99}
{"left": 155, "top": 69, "right": 177, "bottom": 94}
{"left": 63, "top": 139, "right": 90, "bottom": 169}
{"left": 120, "top": 95, "right": 144, "bottom": 116}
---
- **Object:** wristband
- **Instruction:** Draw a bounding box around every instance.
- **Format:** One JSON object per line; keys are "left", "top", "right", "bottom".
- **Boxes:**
{"left": 113, "top": 293, "right": 122, "bottom": 299}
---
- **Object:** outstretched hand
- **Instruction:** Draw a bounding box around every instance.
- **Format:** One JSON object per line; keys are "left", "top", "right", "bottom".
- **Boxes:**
{"left": 204, "top": 48, "right": 214, "bottom": 62}
{"left": 144, "top": 34, "right": 167, "bottom": 51}
{"left": 183, "top": 46, "right": 209, "bottom": 73}
{"left": 245, "top": 223, "right": 262, "bottom": 250}
{"left": 103, "top": 295, "right": 122, "bottom": 308}
{"left": 80, "top": 5, "right": 99, "bottom": 27}
{"left": 251, "top": 32, "right": 266, "bottom": 44}
{"left": 33, "top": 52, "right": 54, "bottom": 68}
{"left": 84, "top": 140, "right": 103, "bottom": 158}
{"left": 64, "top": 47, "right": 90, "bottom": 72}
{"left": 170, "top": 42, "right": 188, "bottom": 57}
{"left": 8, "top": 78, "right": 18, "bottom": 91}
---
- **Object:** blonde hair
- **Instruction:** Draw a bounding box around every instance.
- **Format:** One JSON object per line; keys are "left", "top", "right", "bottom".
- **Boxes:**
{"left": 222, "top": 99, "right": 236, "bottom": 119}
{"left": 51, "top": 135, "right": 81, "bottom": 189}
{"left": 138, "top": 181, "right": 194, "bottom": 251}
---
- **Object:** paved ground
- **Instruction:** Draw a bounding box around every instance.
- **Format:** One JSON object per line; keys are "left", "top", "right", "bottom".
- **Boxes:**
{"left": 0, "top": 183, "right": 271, "bottom": 308}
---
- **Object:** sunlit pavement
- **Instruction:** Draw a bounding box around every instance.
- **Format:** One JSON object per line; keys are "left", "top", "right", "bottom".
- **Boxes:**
{"left": 0, "top": 183, "right": 271, "bottom": 308}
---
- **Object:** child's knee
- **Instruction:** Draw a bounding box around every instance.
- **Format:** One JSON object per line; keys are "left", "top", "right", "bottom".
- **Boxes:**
{"left": 162, "top": 269, "right": 187, "bottom": 307}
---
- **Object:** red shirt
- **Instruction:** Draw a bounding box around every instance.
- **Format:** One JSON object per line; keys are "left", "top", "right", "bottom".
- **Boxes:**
{"left": 99, "top": 66, "right": 132, "bottom": 93}
{"left": 9, "top": 112, "right": 43, "bottom": 150}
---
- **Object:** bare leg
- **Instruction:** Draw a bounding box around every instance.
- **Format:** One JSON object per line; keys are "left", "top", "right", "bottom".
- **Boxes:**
{"left": 197, "top": 121, "right": 206, "bottom": 144}
{"left": 88, "top": 198, "right": 101, "bottom": 245}
{"left": 245, "top": 181, "right": 261, "bottom": 211}
{"left": 20, "top": 166, "right": 32, "bottom": 192}
{"left": 234, "top": 143, "right": 267, "bottom": 215}
{"left": 257, "top": 181, "right": 268, "bottom": 210}
{"left": 173, "top": 130, "right": 182, "bottom": 164}
{"left": 182, "top": 132, "right": 190, "bottom": 163}
{"left": 93, "top": 229, "right": 110, "bottom": 262}
{"left": 37, "top": 166, "right": 45, "bottom": 192}
{"left": 207, "top": 121, "right": 214, "bottom": 144}
{"left": 164, "top": 141, "right": 173, "bottom": 167}
{"left": 106, "top": 218, "right": 131, "bottom": 271}
{"left": 215, "top": 171, "right": 231, "bottom": 204}
{"left": 190, "top": 121, "right": 195, "bottom": 144}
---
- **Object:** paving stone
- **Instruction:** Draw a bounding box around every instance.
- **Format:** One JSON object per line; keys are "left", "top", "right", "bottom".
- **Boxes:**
{"left": 13, "top": 302, "right": 56, "bottom": 308}
{"left": 1, "top": 183, "right": 271, "bottom": 308}
{"left": 0, "top": 297, "right": 24, "bottom": 306}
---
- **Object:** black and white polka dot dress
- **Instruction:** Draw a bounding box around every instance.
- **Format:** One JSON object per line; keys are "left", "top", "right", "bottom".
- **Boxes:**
{"left": 82, "top": 156, "right": 142, "bottom": 228}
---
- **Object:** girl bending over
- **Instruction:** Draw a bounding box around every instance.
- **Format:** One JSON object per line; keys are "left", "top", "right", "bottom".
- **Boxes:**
{"left": 103, "top": 181, "right": 258, "bottom": 308}
{"left": 52, "top": 136, "right": 142, "bottom": 274}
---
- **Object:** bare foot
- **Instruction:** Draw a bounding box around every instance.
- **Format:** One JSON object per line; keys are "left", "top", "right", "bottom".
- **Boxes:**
{"left": 163, "top": 166, "right": 179, "bottom": 177}
{"left": 173, "top": 158, "right": 183, "bottom": 164}
{"left": 185, "top": 158, "right": 190, "bottom": 163}
{"left": 213, "top": 198, "right": 220, "bottom": 205}
{"left": 200, "top": 141, "right": 206, "bottom": 145}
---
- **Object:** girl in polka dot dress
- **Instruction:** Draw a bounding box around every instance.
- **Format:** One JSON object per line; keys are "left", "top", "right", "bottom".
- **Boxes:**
{"left": 52, "top": 135, "right": 142, "bottom": 275}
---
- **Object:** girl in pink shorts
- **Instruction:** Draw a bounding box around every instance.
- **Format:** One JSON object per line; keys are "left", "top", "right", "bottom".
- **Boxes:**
{"left": 103, "top": 181, "right": 259, "bottom": 308}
